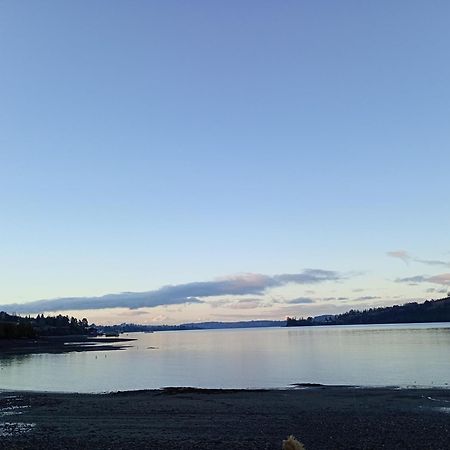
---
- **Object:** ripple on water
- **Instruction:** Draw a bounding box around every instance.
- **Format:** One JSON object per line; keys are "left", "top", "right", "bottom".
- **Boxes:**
{"left": 438, "top": 407, "right": 450, "bottom": 414}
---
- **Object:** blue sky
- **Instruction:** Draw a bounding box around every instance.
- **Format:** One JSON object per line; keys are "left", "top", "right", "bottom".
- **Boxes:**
{"left": 1, "top": 1, "right": 449, "bottom": 324}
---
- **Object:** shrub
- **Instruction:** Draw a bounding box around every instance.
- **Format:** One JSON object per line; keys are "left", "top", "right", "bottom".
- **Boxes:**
{"left": 282, "top": 435, "right": 306, "bottom": 450}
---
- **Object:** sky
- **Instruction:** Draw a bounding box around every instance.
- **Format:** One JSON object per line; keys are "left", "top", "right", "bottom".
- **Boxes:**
{"left": 0, "top": 1, "right": 449, "bottom": 325}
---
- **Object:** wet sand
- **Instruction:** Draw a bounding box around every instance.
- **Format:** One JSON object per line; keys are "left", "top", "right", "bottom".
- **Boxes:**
{"left": 1, "top": 386, "right": 449, "bottom": 449}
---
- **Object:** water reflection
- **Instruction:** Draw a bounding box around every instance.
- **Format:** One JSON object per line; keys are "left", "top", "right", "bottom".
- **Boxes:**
{"left": 1, "top": 323, "right": 449, "bottom": 392}
{"left": 0, "top": 353, "right": 34, "bottom": 368}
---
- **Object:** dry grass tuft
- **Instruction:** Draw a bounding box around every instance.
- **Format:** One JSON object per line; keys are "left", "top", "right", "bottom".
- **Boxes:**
{"left": 282, "top": 435, "right": 306, "bottom": 450}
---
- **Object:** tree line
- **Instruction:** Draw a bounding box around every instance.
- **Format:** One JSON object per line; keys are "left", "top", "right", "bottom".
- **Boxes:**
{"left": 0, "top": 311, "right": 91, "bottom": 339}
{"left": 286, "top": 296, "right": 450, "bottom": 327}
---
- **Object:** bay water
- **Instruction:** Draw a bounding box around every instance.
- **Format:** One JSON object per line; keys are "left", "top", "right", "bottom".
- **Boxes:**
{"left": 1, "top": 323, "right": 449, "bottom": 392}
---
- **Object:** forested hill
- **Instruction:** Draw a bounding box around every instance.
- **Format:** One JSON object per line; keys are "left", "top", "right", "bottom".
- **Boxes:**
{"left": 333, "top": 296, "right": 450, "bottom": 325}
{"left": 0, "top": 311, "right": 91, "bottom": 339}
{"left": 287, "top": 296, "right": 450, "bottom": 327}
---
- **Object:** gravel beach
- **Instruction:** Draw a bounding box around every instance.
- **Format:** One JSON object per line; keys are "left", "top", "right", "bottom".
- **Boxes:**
{"left": 1, "top": 386, "right": 449, "bottom": 449}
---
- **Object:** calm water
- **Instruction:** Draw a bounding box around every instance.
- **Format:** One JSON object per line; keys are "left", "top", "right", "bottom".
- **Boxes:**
{"left": 1, "top": 323, "right": 450, "bottom": 392}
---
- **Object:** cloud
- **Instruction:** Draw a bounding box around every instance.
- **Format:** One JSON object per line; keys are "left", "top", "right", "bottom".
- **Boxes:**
{"left": 284, "top": 296, "right": 350, "bottom": 304}
{"left": 355, "top": 296, "right": 381, "bottom": 301}
{"left": 227, "top": 299, "right": 272, "bottom": 310}
{"left": 387, "top": 250, "right": 411, "bottom": 264}
{"left": 126, "top": 309, "right": 152, "bottom": 316}
{"left": 285, "top": 297, "right": 315, "bottom": 304}
{"left": 395, "top": 273, "right": 450, "bottom": 286}
{"left": 273, "top": 269, "right": 342, "bottom": 284}
{"left": 208, "top": 298, "right": 232, "bottom": 308}
{"left": 427, "top": 273, "right": 450, "bottom": 286}
{"left": 425, "top": 287, "right": 448, "bottom": 294}
{"left": 387, "top": 250, "right": 450, "bottom": 267}
{"left": 0, "top": 269, "right": 344, "bottom": 314}
{"left": 415, "top": 259, "right": 450, "bottom": 268}
{"left": 1, "top": 293, "right": 204, "bottom": 315}
{"left": 208, "top": 297, "right": 272, "bottom": 309}
{"left": 395, "top": 275, "right": 428, "bottom": 284}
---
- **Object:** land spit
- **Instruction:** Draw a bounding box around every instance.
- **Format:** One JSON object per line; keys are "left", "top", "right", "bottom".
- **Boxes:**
{"left": 0, "top": 386, "right": 449, "bottom": 449}
{"left": 0, "top": 336, "right": 135, "bottom": 355}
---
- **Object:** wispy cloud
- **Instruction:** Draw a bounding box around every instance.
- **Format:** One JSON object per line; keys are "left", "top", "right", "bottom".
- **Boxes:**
{"left": 396, "top": 273, "right": 450, "bottom": 286}
{"left": 427, "top": 274, "right": 450, "bottom": 286}
{"left": 415, "top": 259, "right": 450, "bottom": 268}
{"left": 226, "top": 299, "right": 272, "bottom": 310}
{"left": 395, "top": 275, "right": 428, "bottom": 285}
{"left": 209, "top": 297, "right": 273, "bottom": 309}
{"left": 284, "top": 297, "right": 315, "bottom": 304}
{"left": 395, "top": 275, "right": 428, "bottom": 283}
{"left": 284, "top": 296, "right": 351, "bottom": 304}
{"left": 425, "top": 287, "right": 448, "bottom": 294}
{"left": 387, "top": 250, "right": 450, "bottom": 268}
{"left": 0, "top": 269, "right": 344, "bottom": 314}
{"left": 320, "top": 296, "right": 348, "bottom": 302}
{"left": 272, "top": 269, "right": 342, "bottom": 284}
{"left": 387, "top": 250, "right": 411, "bottom": 264}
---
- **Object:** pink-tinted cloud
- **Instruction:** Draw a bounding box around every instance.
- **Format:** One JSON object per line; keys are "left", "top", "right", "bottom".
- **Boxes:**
{"left": 427, "top": 273, "right": 450, "bottom": 286}
{"left": 387, "top": 250, "right": 411, "bottom": 264}
{"left": 0, "top": 269, "right": 344, "bottom": 314}
{"left": 396, "top": 273, "right": 450, "bottom": 286}
{"left": 387, "top": 250, "right": 450, "bottom": 267}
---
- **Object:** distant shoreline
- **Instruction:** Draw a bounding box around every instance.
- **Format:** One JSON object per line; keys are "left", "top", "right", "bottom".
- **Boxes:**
{"left": 1, "top": 386, "right": 449, "bottom": 449}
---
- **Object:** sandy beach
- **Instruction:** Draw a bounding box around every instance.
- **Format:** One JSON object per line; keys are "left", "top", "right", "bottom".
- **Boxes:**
{"left": 1, "top": 386, "right": 449, "bottom": 449}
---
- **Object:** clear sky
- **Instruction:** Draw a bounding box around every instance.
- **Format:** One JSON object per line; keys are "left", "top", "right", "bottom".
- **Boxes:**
{"left": 1, "top": 1, "right": 449, "bottom": 324}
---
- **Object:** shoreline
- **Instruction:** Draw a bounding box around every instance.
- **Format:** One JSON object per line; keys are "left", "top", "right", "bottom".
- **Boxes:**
{"left": 1, "top": 383, "right": 450, "bottom": 395}
{"left": 1, "top": 386, "right": 449, "bottom": 449}
{"left": 0, "top": 336, "right": 135, "bottom": 356}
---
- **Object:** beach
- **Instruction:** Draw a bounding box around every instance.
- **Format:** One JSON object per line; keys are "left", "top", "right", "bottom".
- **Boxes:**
{"left": 1, "top": 387, "right": 449, "bottom": 449}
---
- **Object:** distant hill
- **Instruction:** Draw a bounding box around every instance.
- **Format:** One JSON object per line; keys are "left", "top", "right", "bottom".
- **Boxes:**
{"left": 181, "top": 320, "right": 284, "bottom": 329}
{"left": 102, "top": 320, "right": 284, "bottom": 334}
{"left": 287, "top": 296, "right": 450, "bottom": 327}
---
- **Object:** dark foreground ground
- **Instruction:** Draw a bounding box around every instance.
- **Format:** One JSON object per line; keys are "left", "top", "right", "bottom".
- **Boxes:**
{"left": 1, "top": 387, "right": 449, "bottom": 449}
